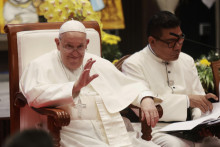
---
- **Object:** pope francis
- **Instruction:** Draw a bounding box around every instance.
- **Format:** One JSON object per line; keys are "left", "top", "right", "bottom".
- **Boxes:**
{"left": 19, "top": 20, "right": 162, "bottom": 147}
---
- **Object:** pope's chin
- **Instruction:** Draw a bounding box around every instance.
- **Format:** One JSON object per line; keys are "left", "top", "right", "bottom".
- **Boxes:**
{"left": 67, "top": 63, "right": 82, "bottom": 70}
{"left": 67, "top": 59, "right": 83, "bottom": 70}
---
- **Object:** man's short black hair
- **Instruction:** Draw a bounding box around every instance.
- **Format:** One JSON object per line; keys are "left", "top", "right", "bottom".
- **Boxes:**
{"left": 147, "top": 11, "right": 180, "bottom": 38}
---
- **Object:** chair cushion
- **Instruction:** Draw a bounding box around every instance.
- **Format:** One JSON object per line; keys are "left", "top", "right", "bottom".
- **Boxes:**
{"left": 17, "top": 28, "right": 101, "bottom": 78}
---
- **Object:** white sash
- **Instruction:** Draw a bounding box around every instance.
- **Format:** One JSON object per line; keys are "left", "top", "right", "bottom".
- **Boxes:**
{"left": 95, "top": 96, "right": 133, "bottom": 147}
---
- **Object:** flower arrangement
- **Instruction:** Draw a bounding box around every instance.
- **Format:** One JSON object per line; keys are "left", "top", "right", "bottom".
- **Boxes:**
{"left": 195, "top": 58, "right": 213, "bottom": 93}
{"left": 39, "top": 0, "right": 102, "bottom": 23}
{"left": 195, "top": 51, "right": 220, "bottom": 93}
{"left": 38, "top": 0, "right": 122, "bottom": 61}
{"left": 102, "top": 32, "right": 121, "bottom": 62}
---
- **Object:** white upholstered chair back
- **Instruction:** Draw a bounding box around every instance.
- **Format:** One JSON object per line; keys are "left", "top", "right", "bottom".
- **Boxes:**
{"left": 16, "top": 27, "right": 101, "bottom": 130}
{"left": 17, "top": 28, "right": 101, "bottom": 79}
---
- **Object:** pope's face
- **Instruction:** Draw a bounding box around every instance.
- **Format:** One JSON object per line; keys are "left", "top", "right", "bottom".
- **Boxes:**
{"left": 149, "top": 27, "right": 184, "bottom": 62}
{"left": 55, "top": 31, "right": 89, "bottom": 70}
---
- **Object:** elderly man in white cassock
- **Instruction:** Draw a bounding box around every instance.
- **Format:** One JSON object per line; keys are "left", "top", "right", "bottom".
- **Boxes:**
{"left": 122, "top": 11, "right": 218, "bottom": 147}
{"left": 19, "top": 20, "right": 163, "bottom": 147}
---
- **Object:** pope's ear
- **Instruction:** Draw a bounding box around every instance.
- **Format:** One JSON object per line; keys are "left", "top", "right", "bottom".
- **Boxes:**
{"left": 55, "top": 38, "right": 60, "bottom": 50}
{"left": 55, "top": 38, "right": 59, "bottom": 45}
{"left": 86, "top": 39, "right": 90, "bottom": 45}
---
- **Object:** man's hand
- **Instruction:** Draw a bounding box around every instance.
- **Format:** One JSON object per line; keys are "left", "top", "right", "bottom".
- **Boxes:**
{"left": 73, "top": 58, "right": 99, "bottom": 94}
{"left": 189, "top": 93, "right": 218, "bottom": 113}
{"left": 140, "top": 97, "right": 159, "bottom": 127}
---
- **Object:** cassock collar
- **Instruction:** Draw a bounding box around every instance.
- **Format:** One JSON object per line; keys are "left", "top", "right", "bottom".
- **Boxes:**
{"left": 147, "top": 45, "right": 170, "bottom": 65}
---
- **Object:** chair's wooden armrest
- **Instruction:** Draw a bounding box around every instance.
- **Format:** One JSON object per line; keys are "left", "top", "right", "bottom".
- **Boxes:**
{"left": 14, "top": 92, "right": 70, "bottom": 127}
{"left": 156, "top": 105, "right": 163, "bottom": 118}
{"left": 120, "top": 104, "right": 139, "bottom": 117}
{"left": 32, "top": 107, "right": 70, "bottom": 127}
{"left": 14, "top": 92, "right": 27, "bottom": 107}
{"left": 129, "top": 104, "right": 139, "bottom": 109}
{"left": 32, "top": 107, "right": 70, "bottom": 147}
{"left": 121, "top": 104, "right": 163, "bottom": 141}
{"left": 141, "top": 105, "right": 163, "bottom": 141}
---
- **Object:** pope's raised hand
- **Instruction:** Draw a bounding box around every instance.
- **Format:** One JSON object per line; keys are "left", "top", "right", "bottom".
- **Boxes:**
{"left": 73, "top": 58, "right": 99, "bottom": 94}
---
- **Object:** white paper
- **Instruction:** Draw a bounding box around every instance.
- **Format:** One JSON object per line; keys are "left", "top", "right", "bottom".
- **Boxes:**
{"left": 160, "top": 102, "right": 220, "bottom": 132}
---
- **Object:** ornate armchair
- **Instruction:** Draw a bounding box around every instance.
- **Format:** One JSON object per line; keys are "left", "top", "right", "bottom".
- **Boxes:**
{"left": 211, "top": 60, "right": 220, "bottom": 99}
{"left": 4, "top": 21, "right": 101, "bottom": 147}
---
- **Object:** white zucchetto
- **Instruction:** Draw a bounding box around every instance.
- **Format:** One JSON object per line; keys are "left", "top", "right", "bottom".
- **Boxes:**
{"left": 59, "top": 20, "right": 86, "bottom": 35}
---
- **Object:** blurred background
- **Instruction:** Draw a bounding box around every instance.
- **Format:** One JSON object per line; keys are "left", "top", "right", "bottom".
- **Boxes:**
{"left": 0, "top": 0, "right": 219, "bottom": 145}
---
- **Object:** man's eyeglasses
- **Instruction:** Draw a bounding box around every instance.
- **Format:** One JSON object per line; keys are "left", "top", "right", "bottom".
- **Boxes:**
{"left": 59, "top": 39, "right": 86, "bottom": 54}
{"left": 152, "top": 33, "right": 185, "bottom": 48}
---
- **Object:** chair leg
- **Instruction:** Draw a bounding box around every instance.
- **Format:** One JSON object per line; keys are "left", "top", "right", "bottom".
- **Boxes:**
{"left": 48, "top": 116, "right": 61, "bottom": 147}
{"left": 141, "top": 119, "right": 152, "bottom": 141}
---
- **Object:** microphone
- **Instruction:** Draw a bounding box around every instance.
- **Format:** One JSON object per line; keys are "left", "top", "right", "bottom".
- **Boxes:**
{"left": 184, "top": 38, "right": 219, "bottom": 50}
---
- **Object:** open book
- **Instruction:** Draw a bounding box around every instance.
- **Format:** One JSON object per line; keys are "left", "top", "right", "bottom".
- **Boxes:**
{"left": 159, "top": 102, "right": 220, "bottom": 141}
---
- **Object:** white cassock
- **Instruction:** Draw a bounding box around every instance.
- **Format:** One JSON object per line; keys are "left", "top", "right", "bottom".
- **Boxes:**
{"left": 20, "top": 50, "right": 161, "bottom": 147}
{"left": 122, "top": 45, "right": 205, "bottom": 147}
